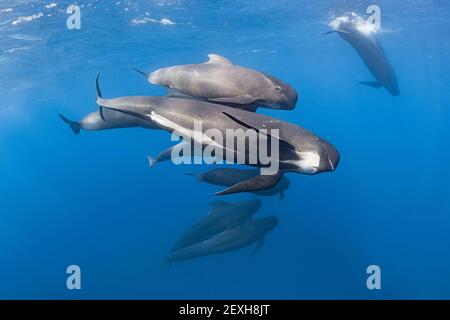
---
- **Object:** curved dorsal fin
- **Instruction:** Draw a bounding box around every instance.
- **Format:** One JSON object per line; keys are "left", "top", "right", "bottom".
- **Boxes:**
{"left": 206, "top": 54, "right": 233, "bottom": 65}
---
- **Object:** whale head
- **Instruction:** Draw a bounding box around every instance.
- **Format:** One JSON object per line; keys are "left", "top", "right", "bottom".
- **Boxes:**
{"left": 258, "top": 73, "right": 298, "bottom": 110}
{"left": 148, "top": 66, "right": 177, "bottom": 87}
{"left": 281, "top": 135, "right": 340, "bottom": 175}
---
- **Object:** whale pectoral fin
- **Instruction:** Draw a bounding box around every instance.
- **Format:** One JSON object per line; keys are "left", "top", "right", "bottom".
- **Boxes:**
{"left": 215, "top": 171, "right": 283, "bottom": 196}
{"left": 321, "top": 30, "right": 336, "bottom": 35}
{"left": 250, "top": 237, "right": 265, "bottom": 255}
{"left": 222, "top": 111, "right": 296, "bottom": 151}
{"left": 209, "top": 94, "right": 255, "bottom": 105}
{"left": 359, "top": 81, "right": 383, "bottom": 88}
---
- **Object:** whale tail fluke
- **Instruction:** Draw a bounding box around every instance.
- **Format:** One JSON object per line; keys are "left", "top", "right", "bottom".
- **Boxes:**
{"left": 58, "top": 113, "right": 81, "bottom": 135}
{"left": 147, "top": 155, "right": 157, "bottom": 168}
{"left": 185, "top": 173, "right": 204, "bottom": 182}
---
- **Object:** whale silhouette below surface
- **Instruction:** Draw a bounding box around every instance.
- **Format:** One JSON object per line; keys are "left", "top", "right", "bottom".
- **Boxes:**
{"left": 171, "top": 199, "right": 262, "bottom": 252}
{"left": 164, "top": 216, "right": 279, "bottom": 265}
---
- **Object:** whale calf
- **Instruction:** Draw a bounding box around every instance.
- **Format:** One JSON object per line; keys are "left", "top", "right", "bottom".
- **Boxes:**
{"left": 147, "top": 141, "right": 189, "bottom": 167}
{"left": 147, "top": 141, "right": 218, "bottom": 167}
{"left": 94, "top": 74, "right": 339, "bottom": 195}
{"left": 164, "top": 216, "right": 279, "bottom": 265}
{"left": 187, "top": 168, "right": 290, "bottom": 200}
{"left": 59, "top": 108, "right": 158, "bottom": 135}
{"left": 135, "top": 54, "right": 298, "bottom": 110}
{"left": 325, "top": 15, "right": 399, "bottom": 96}
{"left": 171, "top": 199, "right": 262, "bottom": 252}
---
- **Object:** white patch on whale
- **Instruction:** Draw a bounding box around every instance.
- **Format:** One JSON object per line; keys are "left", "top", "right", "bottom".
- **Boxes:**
{"left": 284, "top": 151, "right": 320, "bottom": 174}
{"left": 149, "top": 111, "right": 221, "bottom": 149}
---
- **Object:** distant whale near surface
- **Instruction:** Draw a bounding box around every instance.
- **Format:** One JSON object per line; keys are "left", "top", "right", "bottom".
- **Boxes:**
{"left": 325, "top": 16, "right": 399, "bottom": 96}
{"left": 135, "top": 54, "right": 298, "bottom": 110}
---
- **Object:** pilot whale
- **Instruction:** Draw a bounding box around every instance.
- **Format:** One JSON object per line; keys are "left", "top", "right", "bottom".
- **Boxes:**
{"left": 94, "top": 74, "right": 339, "bottom": 195}
{"left": 164, "top": 216, "right": 279, "bottom": 265}
{"left": 134, "top": 54, "right": 298, "bottom": 110}
{"left": 171, "top": 199, "right": 262, "bottom": 252}
{"left": 147, "top": 141, "right": 189, "bottom": 167}
{"left": 187, "top": 168, "right": 290, "bottom": 200}
{"left": 325, "top": 16, "right": 399, "bottom": 96}
{"left": 58, "top": 109, "right": 158, "bottom": 135}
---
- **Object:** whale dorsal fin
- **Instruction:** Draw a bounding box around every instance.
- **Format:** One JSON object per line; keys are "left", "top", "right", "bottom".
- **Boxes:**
{"left": 206, "top": 54, "right": 233, "bottom": 65}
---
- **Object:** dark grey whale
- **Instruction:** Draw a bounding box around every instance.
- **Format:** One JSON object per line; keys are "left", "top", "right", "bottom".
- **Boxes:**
{"left": 325, "top": 17, "right": 399, "bottom": 96}
{"left": 147, "top": 141, "right": 189, "bottom": 167}
{"left": 171, "top": 199, "right": 262, "bottom": 252}
{"left": 59, "top": 108, "right": 158, "bottom": 135}
{"left": 94, "top": 74, "right": 339, "bottom": 195}
{"left": 187, "top": 168, "right": 290, "bottom": 200}
{"left": 164, "top": 216, "right": 279, "bottom": 265}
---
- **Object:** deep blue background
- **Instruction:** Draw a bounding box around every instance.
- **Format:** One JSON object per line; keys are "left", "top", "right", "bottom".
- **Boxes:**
{"left": 0, "top": 0, "right": 449, "bottom": 299}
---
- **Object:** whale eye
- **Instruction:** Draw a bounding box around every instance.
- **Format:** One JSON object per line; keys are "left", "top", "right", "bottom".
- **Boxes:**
{"left": 275, "top": 85, "right": 281, "bottom": 92}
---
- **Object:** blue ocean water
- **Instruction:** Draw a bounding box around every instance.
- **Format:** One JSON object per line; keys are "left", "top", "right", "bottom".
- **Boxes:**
{"left": 0, "top": 0, "right": 449, "bottom": 299}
